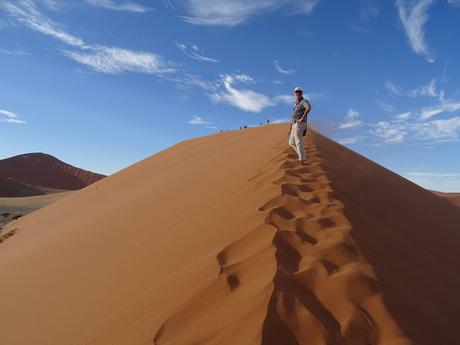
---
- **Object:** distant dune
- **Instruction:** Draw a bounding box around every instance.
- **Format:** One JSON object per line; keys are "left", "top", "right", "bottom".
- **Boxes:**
{"left": 432, "top": 191, "right": 460, "bottom": 207}
{"left": 0, "top": 152, "right": 105, "bottom": 197}
{"left": 0, "top": 125, "right": 459, "bottom": 345}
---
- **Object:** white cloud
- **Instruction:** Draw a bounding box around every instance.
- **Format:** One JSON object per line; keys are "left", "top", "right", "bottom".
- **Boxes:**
{"left": 62, "top": 46, "right": 174, "bottom": 75}
{"left": 338, "top": 109, "right": 363, "bottom": 130}
{"left": 337, "top": 135, "right": 364, "bottom": 145}
{"left": 385, "top": 79, "right": 440, "bottom": 99}
{"left": 2, "top": 0, "right": 173, "bottom": 75}
{"left": 412, "top": 117, "right": 460, "bottom": 141}
{"left": 1, "top": 0, "right": 87, "bottom": 47}
{"left": 371, "top": 121, "right": 406, "bottom": 143}
{"left": 274, "top": 60, "right": 295, "bottom": 75}
{"left": 188, "top": 116, "right": 211, "bottom": 125}
{"left": 396, "top": 112, "right": 412, "bottom": 121}
{"left": 175, "top": 42, "right": 219, "bottom": 63}
{"left": 407, "top": 79, "right": 438, "bottom": 98}
{"left": 395, "top": 0, "right": 434, "bottom": 62}
{"left": 211, "top": 74, "right": 275, "bottom": 112}
{"left": 2, "top": 118, "right": 27, "bottom": 124}
{"left": 404, "top": 171, "right": 460, "bottom": 192}
{"left": 86, "top": 0, "right": 153, "bottom": 12}
{"left": 0, "top": 109, "right": 26, "bottom": 124}
{"left": 384, "top": 81, "right": 402, "bottom": 95}
{"left": 420, "top": 100, "right": 460, "bottom": 120}
{"left": 377, "top": 100, "right": 397, "bottom": 112}
{"left": 368, "top": 112, "right": 460, "bottom": 143}
{"left": 0, "top": 109, "right": 19, "bottom": 118}
{"left": 178, "top": 0, "right": 320, "bottom": 26}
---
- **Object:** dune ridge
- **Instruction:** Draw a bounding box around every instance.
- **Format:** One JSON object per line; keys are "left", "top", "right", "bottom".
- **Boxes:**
{"left": 1, "top": 125, "right": 459, "bottom": 345}
{"left": 153, "top": 134, "right": 410, "bottom": 345}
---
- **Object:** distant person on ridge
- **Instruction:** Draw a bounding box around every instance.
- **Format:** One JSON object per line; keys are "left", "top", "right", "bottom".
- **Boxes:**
{"left": 288, "top": 86, "right": 311, "bottom": 163}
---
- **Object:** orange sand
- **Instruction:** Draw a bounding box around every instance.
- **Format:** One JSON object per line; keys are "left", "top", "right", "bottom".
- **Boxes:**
{"left": 1, "top": 124, "right": 459, "bottom": 345}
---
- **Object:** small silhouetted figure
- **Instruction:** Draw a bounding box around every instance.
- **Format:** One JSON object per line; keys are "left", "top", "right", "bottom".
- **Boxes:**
{"left": 267, "top": 120, "right": 270, "bottom": 124}
{"left": 259, "top": 122, "right": 262, "bottom": 126}
{"left": 243, "top": 125, "right": 248, "bottom": 129}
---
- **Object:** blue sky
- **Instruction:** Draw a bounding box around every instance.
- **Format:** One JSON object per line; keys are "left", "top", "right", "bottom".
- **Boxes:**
{"left": 0, "top": 0, "right": 459, "bottom": 191}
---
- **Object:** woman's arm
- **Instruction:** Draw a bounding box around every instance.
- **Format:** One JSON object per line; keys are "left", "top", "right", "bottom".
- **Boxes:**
{"left": 298, "top": 101, "right": 311, "bottom": 123}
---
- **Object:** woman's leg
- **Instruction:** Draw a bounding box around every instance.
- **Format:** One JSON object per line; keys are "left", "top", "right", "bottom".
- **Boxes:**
{"left": 288, "top": 124, "right": 299, "bottom": 156}
{"left": 294, "top": 122, "right": 307, "bottom": 161}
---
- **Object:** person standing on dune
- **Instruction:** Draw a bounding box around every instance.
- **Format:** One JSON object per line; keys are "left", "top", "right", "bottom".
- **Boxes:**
{"left": 289, "top": 86, "right": 311, "bottom": 163}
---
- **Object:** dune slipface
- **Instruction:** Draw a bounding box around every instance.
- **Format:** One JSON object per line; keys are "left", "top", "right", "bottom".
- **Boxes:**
{"left": 1, "top": 124, "right": 459, "bottom": 345}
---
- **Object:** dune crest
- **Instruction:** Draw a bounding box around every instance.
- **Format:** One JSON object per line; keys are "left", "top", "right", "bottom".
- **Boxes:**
{"left": 1, "top": 125, "right": 459, "bottom": 345}
{"left": 153, "top": 135, "right": 410, "bottom": 345}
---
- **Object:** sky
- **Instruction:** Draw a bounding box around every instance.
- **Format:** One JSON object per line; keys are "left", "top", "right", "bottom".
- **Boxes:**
{"left": 0, "top": 0, "right": 459, "bottom": 192}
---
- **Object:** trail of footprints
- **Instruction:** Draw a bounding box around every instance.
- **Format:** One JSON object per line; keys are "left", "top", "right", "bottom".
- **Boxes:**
{"left": 154, "top": 136, "right": 409, "bottom": 345}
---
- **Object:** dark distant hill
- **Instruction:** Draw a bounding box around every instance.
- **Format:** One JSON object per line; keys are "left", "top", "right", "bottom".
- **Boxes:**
{"left": 432, "top": 190, "right": 460, "bottom": 207}
{"left": 0, "top": 153, "right": 105, "bottom": 197}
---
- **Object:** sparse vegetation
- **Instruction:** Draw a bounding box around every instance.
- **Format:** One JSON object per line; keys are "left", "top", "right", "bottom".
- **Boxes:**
{"left": 1, "top": 212, "right": 10, "bottom": 218}
{"left": 11, "top": 214, "right": 22, "bottom": 221}
{"left": 0, "top": 228, "right": 17, "bottom": 244}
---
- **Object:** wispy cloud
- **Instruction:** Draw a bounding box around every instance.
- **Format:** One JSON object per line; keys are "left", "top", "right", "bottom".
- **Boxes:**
{"left": 369, "top": 113, "right": 460, "bottom": 143}
{"left": 0, "top": 48, "right": 29, "bottom": 56}
{"left": 177, "top": 0, "right": 320, "bottom": 27}
{"left": 395, "top": 0, "right": 434, "bottom": 62}
{"left": 175, "top": 42, "right": 219, "bottom": 63}
{"left": 337, "top": 135, "right": 366, "bottom": 145}
{"left": 395, "top": 111, "right": 412, "bottom": 121}
{"left": 384, "top": 80, "right": 403, "bottom": 95}
{"left": 338, "top": 109, "right": 363, "bottom": 130}
{"left": 0, "top": 109, "right": 27, "bottom": 124}
{"left": 447, "top": 0, "right": 460, "bottom": 7}
{"left": 1, "top": 0, "right": 87, "bottom": 48}
{"left": 62, "top": 46, "right": 174, "bottom": 75}
{"left": 385, "top": 79, "right": 440, "bottom": 99}
{"left": 371, "top": 120, "right": 407, "bottom": 143}
{"left": 377, "top": 100, "right": 397, "bottom": 112}
{"left": 420, "top": 99, "right": 460, "bottom": 120}
{"left": 86, "top": 0, "right": 153, "bottom": 12}
{"left": 211, "top": 74, "right": 275, "bottom": 112}
{"left": 1, "top": 0, "right": 173, "bottom": 75}
{"left": 187, "top": 116, "right": 211, "bottom": 125}
{"left": 274, "top": 60, "right": 295, "bottom": 75}
{"left": 404, "top": 171, "right": 460, "bottom": 192}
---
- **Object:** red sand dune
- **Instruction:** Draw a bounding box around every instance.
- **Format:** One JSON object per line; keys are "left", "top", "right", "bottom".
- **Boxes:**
{"left": 0, "top": 176, "right": 44, "bottom": 197}
{"left": 0, "top": 125, "right": 459, "bottom": 345}
{"left": 0, "top": 152, "right": 105, "bottom": 196}
{"left": 432, "top": 191, "right": 460, "bottom": 207}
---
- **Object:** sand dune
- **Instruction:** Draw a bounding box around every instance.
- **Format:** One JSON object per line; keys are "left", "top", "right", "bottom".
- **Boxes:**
{"left": 1, "top": 125, "right": 459, "bottom": 345}
{"left": 432, "top": 191, "right": 460, "bottom": 207}
{"left": 0, "top": 152, "right": 105, "bottom": 196}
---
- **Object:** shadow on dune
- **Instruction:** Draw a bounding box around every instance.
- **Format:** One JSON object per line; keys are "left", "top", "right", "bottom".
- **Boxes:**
{"left": 312, "top": 130, "right": 460, "bottom": 345}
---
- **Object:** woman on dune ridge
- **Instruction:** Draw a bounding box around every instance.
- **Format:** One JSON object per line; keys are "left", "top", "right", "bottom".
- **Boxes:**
{"left": 288, "top": 86, "right": 311, "bottom": 164}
